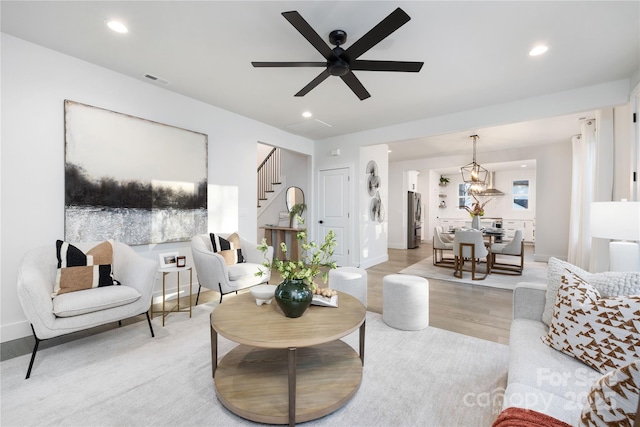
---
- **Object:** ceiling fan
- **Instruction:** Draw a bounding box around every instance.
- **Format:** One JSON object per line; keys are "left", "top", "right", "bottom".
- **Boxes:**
{"left": 251, "top": 8, "right": 424, "bottom": 100}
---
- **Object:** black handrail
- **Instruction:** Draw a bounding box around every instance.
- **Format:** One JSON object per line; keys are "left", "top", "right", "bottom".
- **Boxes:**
{"left": 257, "top": 147, "right": 281, "bottom": 207}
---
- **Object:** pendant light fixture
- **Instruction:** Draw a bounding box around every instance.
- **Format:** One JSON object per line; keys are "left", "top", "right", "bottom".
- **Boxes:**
{"left": 460, "top": 134, "right": 488, "bottom": 193}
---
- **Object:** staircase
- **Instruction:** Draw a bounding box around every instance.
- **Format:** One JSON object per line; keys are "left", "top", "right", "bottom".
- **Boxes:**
{"left": 257, "top": 147, "right": 282, "bottom": 208}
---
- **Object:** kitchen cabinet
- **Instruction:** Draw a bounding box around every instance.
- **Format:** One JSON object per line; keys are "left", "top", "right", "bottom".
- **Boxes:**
{"left": 503, "top": 219, "right": 535, "bottom": 243}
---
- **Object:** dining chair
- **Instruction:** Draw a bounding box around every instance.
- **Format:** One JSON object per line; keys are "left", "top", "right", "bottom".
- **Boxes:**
{"left": 433, "top": 227, "right": 455, "bottom": 268}
{"left": 435, "top": 226, "right": 454, "bottom": 243}
{"left": 453, "top": 230, "right": 490, "bottom": 280}
{"left": 490, "top": 229, "right": 524, "bottom": 275}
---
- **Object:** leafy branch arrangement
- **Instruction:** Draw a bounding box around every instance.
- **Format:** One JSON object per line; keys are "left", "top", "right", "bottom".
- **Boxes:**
{"left": 257, "top": 229, "right": 337, "bottom": 291}
{"left": 464, "top": 194, "right": 493, "bottom": 217}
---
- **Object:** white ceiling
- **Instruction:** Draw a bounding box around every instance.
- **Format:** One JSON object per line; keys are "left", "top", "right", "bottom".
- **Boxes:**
{"left": 2, "top": 1, "right": 638, "bottom": 161}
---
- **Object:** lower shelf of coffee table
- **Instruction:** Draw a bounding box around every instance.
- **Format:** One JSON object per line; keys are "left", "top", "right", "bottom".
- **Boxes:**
{"left": 214, "top": 340, "right": 363, "bottom": 425}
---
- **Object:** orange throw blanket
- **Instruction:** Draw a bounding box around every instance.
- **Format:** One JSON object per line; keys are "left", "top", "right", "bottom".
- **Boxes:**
{"left": 492, "top": 407, "right": 573, "bottom": 427}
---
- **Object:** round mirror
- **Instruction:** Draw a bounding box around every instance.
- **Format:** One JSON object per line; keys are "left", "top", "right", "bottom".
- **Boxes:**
{"left": 286, "top": 186, "right": 304, "bottom": 211}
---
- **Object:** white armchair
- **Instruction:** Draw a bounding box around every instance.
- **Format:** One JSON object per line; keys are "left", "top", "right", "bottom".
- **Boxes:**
{"left": 191, "top": 233, "right": 273, "bottom": 303}
{"left": 17, "top": 241, "right": 157, "bottom": 379}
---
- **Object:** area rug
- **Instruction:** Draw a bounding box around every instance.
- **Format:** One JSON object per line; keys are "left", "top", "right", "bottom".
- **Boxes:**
{"left": 399, "top": 256, "right": 547, "bottom": 290}
{"left": 1, "top": 302, "right": 508, "bottom": 427}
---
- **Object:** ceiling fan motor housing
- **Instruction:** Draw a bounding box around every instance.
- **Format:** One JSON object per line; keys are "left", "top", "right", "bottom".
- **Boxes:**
{"left": 328, "top": 46, "right": 350, "bottom": 76}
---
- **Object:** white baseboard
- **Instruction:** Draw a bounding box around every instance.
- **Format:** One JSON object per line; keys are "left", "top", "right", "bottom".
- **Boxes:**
{"left": 151, "top": 280, "right": 201, "bottom": 305}
{"left": 359, "top": 254, "right": 389, "bottom": 270}
{"left": 533, "top": 254, "right": 558, "bottom": 262}
{"left": 1, "top": 320, "right": 33, "bottom": 342}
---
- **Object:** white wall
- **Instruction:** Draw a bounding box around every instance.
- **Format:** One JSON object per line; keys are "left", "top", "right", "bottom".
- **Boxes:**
{"left": 1, "top": 34, "right": 313, "bottom": 341}
{"left": 359, "top": 145, "right": 389, "bottom": 268}
{"left": 315, "top": 80, "right": 632, "bottom": 151}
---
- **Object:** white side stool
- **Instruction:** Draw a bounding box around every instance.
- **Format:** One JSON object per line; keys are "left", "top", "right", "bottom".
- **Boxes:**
{"left": 382, "top": 274, "right": 429, "bottom": 330}
{"left": 329, "top": 267, "right": 367, "bottom": 307}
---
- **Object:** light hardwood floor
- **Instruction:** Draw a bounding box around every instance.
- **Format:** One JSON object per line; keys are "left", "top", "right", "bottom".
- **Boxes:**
{"left": 1, "top": 242, "right": 513, "bottom": 362}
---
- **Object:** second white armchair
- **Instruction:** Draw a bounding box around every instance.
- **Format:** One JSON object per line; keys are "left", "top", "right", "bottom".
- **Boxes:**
{"left": 191, "top": 233, "right": 273, "bottom": 303}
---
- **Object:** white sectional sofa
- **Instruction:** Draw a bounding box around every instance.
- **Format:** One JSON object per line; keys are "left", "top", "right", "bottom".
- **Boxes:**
{"left": 499, "top": 258, "right": 640, "bottom": 427}
{"left": 502, "top": 282, "right": 600, "bottom": 425}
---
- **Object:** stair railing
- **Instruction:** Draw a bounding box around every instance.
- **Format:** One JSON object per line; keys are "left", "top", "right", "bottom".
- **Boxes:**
{"left": 257, "top": 147, "right": 281, "bottom": 207}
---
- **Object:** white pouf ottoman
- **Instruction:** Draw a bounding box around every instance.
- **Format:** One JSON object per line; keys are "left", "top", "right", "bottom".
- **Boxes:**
{"left": 382, "top": 274, "right": 429, "bottom": 330}
{"left": 329, "top": 267, "right": 367, "bottom": 307}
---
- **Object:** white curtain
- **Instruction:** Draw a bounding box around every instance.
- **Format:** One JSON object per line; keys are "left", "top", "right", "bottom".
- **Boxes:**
{"left": 567, "top": 120, "right": 596, "bottom": 269}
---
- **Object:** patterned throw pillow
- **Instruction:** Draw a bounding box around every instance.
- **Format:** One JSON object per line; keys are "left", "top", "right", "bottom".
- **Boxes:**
{"left": 542, "top": 257, "right": 591, "bottom": 326}
{"left": 209, "top": 233, "right": 245, "bottom": 266}
{"left": 53, "top": 240, "right": 118, "bottom": 297}
{"left": 542, "top": 271, "right": 640, "bottom": 374}
{"left": 580, "top": 361, "right": 639, "bottom": 427}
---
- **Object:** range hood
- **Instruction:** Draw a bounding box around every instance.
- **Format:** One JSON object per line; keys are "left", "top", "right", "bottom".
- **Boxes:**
{"left": 474, "top": 172, "right": 504, "bottom": 196}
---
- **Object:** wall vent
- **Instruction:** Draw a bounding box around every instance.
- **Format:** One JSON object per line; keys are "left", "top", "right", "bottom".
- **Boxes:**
{"left": 143, "top": 73, "right": 170, "bottom": 85}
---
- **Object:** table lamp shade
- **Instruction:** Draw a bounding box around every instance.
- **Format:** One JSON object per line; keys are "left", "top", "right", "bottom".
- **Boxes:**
{"left": 591, "top": 201, "right": 640, "bottom": 272}
{"left": 590, "top": 202, "right": 640, "bottom": 241}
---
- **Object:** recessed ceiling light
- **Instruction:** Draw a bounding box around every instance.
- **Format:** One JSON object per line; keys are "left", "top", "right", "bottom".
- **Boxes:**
{"left": 388, "top": 150, "right": 392, "bottom": 153}
{"left": 302, "top": 111, "right": 312, "bottom": 118}
{"left": 529, "top": 45, "right": 548, "bottom": 56}
{"left": 521, "top": 164, "right": 527, "bottom": 168}
{"left": 106, "top": 20, "right": 128, "bottom": 34}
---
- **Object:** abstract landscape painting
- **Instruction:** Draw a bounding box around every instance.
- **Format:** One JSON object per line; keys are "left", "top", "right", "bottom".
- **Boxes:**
{"left": 64, "top": 100, "right": 208, "bottom": 245}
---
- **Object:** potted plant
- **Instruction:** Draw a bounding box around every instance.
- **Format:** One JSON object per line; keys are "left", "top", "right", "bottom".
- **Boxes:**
{"left": 257, "top": 230, "right": 337, "bottom": 318}
{"left": 289, "top": 203, "right": 307, "bottom": 228}
{"left": 439, "top": 176, "right": 450, "bottom": 187}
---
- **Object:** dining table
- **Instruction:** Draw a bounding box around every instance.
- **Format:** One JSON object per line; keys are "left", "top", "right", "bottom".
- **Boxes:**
{"left": 447, "top": 228, "right": 505, "bottom": 249}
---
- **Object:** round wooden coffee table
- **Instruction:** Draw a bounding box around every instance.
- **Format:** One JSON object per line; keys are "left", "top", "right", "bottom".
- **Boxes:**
{"left": 210, "top": 291, "right": 366, "bottom": 426}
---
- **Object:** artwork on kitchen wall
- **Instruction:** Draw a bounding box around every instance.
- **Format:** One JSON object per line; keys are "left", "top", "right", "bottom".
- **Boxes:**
{"left": 366, "top": 160, "right": 384, "bottom": 223}
{"left": 64, "top": 100, "right": 208, "bottom": 245}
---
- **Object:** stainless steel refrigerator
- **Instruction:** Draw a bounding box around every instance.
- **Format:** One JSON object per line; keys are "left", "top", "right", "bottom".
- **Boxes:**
{"left": 407, "top": 191, "right": 422, "bottom": 249}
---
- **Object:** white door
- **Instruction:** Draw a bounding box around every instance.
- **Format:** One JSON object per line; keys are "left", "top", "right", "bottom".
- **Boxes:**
{"left": 318, "top": 167, "right": 350, "bottom": 266}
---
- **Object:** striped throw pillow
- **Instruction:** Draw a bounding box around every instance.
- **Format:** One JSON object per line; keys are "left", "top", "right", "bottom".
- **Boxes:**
{"left": 209, "top": 233, "right": 245, "bottom": 265}
{"left": 53, "top": 240, "right": 119, "bottom": 297}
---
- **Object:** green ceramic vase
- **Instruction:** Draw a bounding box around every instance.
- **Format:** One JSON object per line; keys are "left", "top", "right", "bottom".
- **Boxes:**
{"left": 274, "top": 279, "right": 313, "bottom": 318}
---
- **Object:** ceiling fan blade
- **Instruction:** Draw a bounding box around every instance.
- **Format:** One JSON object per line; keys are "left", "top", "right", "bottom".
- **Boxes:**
{"left": 282, "top": 11, "right": 336, "bottom": 60}
{"left": 340, "top": 72, "right": 371, "bottom": 100}
{"left": 252, "top": 62, "right": 327, "bottom": 68}
{"left": 344, "top": 8, "right": 411, "bottom": 60}
{"left": 295, "top": 69, "right": 331, "bottom": 97}
{"left": 351, "top": 60, "right": 424, "bottom": 72}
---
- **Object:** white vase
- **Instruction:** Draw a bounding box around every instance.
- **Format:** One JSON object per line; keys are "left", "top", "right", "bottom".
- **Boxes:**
{"left": 471, "top": 215, "right": 480, "bottom": 230}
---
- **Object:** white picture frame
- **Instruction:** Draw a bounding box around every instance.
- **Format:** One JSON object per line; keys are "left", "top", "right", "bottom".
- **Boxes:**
{"left": 159, "top": 252, "right": 179, "bottom": 269}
